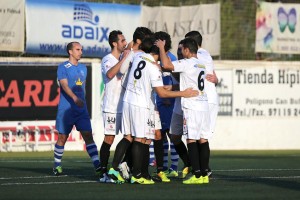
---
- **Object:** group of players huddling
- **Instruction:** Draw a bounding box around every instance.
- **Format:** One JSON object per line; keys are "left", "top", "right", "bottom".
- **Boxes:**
{"left": 53, "top": 26, "right": 219, "bottom": 185}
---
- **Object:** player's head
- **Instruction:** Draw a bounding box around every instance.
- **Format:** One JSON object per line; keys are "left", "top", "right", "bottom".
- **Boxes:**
{"left": 154, "top": 31, "right": 172, "bottom": 52}
{"left": 180, "top": 37, "right": 198, "bottom": 58}
{"left": 66, "top": 41, "right": 81, "bottom": 55}
{"left": 133, "top": 27, "right": 153, "bottom": 45}
{"left": 140, "top": 36, "right": 159, "bottom": 55}
{"left": 185, "top": 31, "right": 202, "bottom": 47}
{"left": 108, "top": 30, "right": 125, "bottom": 49}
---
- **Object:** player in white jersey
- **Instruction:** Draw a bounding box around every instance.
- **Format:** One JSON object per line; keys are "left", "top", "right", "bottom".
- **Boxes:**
{"left": 99, "top": 30, "right": 129, "bottom": 182}
{"left": 108, "top": 27, "right": 154, "bottom": 183}
{"left": 185, "top": 31, "right": 219, "bottom": 177}
{"left": 156, "top": 37, "right": 211, "bottom": 184}
{"left": 123, "top": 36, "right": 199, "bottom": 184}
{"left": 168, "top": 41, "right": 192, "bottom": 178}
{"left": 149, "top": 31, "right": 176, "bottom": 183}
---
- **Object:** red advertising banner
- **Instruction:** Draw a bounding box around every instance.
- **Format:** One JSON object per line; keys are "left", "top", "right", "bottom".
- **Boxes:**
{"left": 0, "top": 63, "right": 92, "bottom": 121}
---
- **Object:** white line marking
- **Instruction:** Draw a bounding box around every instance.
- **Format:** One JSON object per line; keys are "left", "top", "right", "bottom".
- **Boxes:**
{"left": 2, "top": 180, "right": 97, "bottom": 186}
{"left": 212, "top": 176, "right": 300, "bottom": 180}
{"left": 0, "top": 160, "right": 88, "bottom": 163}
{"left": 213, "top": 168, "right": 300, "bottom": 172}
{"left": 0, "top": 160, "right": 52, "bottom": 163}
{"left": 1, "top": 168, "right": 300, "bottom": 180}
{"left": 0, "top": 175, "right": 88, "bottom": 180}
{"left": 1, "top": 176, "right": 300, "bottom": 186}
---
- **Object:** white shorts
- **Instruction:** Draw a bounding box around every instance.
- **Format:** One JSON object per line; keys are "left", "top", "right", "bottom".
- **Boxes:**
{"left": 170, "top": 112, "right": 183, "bottom": 136}
{"left": 102, "top": 112, "right": 122, "bottom": 135}
{"left": 149, "top": 110, "right": 162, "bottom": 130}
{"left": 183, "top": 108, "right": 211, "bottom": 140}
{"left": 209, "top": 103, "right": 219, "bottom": 133}
{"left": 122, "top": 102, "right": 154, "bottom": 139}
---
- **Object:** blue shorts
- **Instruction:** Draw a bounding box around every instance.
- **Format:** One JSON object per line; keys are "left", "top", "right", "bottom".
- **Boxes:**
{"left": 55, "top": 108, "right": 92, "bottom": 134}
{"left": 157, "top": 104, "right": 174, "bottom": 132}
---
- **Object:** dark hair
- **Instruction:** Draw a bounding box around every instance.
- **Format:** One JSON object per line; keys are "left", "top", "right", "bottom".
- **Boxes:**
{"left": 133, "top": 27, "right": 153, "bottom": 43}
{"left": 154, "top": 31, "right": 172, "bottom": 52}
{"left": 181, "top": 38, "right": 198, "bottom": 54}
{"left": 66, "top": 42, "right": 79, "bottom": 55}
{"left": 185, "top": 31, "right": 202, "bottom": 47}
{"left": 177, "top": 40, "right": 184, "bottom": 60}
{"left": 140, "top": 36, "right": 159, "bottom": 55}
{"left": 108, "top": 30, "right": 123, "bottom": 49}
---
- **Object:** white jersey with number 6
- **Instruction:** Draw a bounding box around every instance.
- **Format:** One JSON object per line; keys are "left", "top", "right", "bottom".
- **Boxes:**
{"left": 172, "top": 57, "right": 209, "bottom": 111}
{"left": 197, "top": 48, "right": 219, "bottom": 105}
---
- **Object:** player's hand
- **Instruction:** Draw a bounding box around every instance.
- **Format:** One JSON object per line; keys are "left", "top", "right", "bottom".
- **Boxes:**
{"left": 122, "top": 49, "right": 131, "bottom": 59}
{"left": 206, "top": 71, "right": 218, "bottom": 84}
{"left": 73, "top": 96, "right": 84, "bottom": 107}
{"left": 155, "top": 39, "right": 165, "bottom": 49}
{"left": 183, "top": 87, "right": 199, "bottom": 98}
{"left": 126, "top": 41, "right": 133, "bottom": 50}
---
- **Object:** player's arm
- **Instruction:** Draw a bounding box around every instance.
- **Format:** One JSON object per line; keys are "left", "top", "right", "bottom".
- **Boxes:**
{"left": 163, "top": 84, "right": 180, "bottom": 92}
{"left": 59, "top": 79, "right": 84, "bottom": 107}
{"left": 119, "top": 50, "right": 135, "bottom": 74}
{"left": 106, "top": 50, "right": 130, "bottom": 79}
{"left": 155, "top": 40, "right": 175, "bottom": 71}
{"left": 154, "top": 86, "right": 198, "bottom": 98}
{"left": 206, "top": 70, "right": 219, "bottom": 85}
{"left": 125, "top": 41, "right": 133, "bottom": 50}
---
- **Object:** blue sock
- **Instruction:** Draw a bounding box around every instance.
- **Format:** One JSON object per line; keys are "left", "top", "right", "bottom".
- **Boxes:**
{"left": 54, "top": 144, "right": 64, "bottom": 167}
{"left": 170, "top": 142, "right": 179, "bottom": 171}
{"left": 149, "top": 141, "right": 155, "bottom": 164}
{"left": 163, "top": 141, "right": 169, "bottom": 171}
{"left": 86, "top": 143, "right": 100, "bottom": 169}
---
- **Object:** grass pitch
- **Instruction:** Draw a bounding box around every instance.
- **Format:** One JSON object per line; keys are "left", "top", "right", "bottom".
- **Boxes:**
{"left": 0, "top": 150, "right": 300, "bottom": 200}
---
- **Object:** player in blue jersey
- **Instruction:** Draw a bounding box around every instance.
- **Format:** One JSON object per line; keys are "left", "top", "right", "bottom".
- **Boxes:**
{"left": 53, "top": 42, "right": 100, "bottom": 176}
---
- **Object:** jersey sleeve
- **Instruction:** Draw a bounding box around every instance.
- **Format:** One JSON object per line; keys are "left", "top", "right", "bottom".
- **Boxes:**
{"left": 101, "top": 57, "right": 113, "bottom": 75}
{"left": 57, "top": 64, "right": 67, "bottom": 81}
{"left": 150, "top": 64, "right": 164, "bottom": 87}
{"left": 204, "top": 58, "right": 214, "bottom": 74}
{"left": 172, "top": 59, "right": 188, "bottom": 73}
{"left": 120, "top": 51, "right": 134, "bottom": 74}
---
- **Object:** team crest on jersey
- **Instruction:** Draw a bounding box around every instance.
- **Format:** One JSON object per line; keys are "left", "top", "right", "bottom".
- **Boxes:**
{"left": 64, "top": 62, "right": 72, "bottom": 68}
{"left": 194, "top": 64, "right": 206, "bottom": 69}
{"left": 75, "top": 78, "right": 83, "bottom": 86}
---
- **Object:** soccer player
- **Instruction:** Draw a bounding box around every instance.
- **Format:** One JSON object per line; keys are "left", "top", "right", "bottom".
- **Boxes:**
{"left": 157, "top": 52, "right": 180, "bottom": 178}
{"left": 169, "top": 35, "right": 219, "bottom": 179}
{"left": 108, "top": 27, "right": 153, "bottom": 183}
{"left": 149, "top": 31, "right": 179, "bottom": 183}
{"left": 185, "top": 31, "right": 219, "bottom": 177}
{"left": 123, "top": 36, "right": 199, "bottom": 184}
{"left": 168, "top": 41, "right": 192, "bottom": 179}
{"left": 98, "top": 30, "right": 129, "bottom": 182}
{"left": 156, "top": 37, "right": 211, "bottom": 184}
{"left": 53, "top": 42, "right": 100, "bottom": 176}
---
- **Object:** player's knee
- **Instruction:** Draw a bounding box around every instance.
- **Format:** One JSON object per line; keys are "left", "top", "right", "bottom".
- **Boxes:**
{"left": 104, "top": 135, "right": 115, "bottom": 145}
{"left": 170, "top": 135, "right": 181, "bottom": 145}
{"left": 57, "top": 134, "right": 68, "bottom": 146}
{"left": 81, "top": 131, "right": 94, "bottom": 144}
{"left": 155, "top": 129, "right": 162, "bottom": 140}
